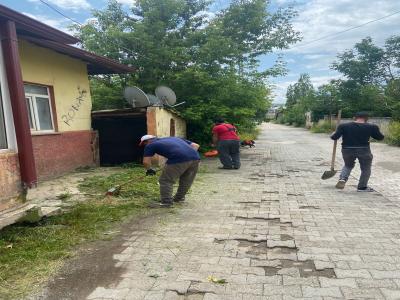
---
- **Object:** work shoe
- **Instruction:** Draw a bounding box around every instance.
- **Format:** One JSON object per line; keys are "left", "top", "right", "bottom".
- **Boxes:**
{"left": 218, "top": 166, "right": 232, "bottom": 170}
{"left": 357, "top": 187, "right": 375, "bottom": 192}
{"left": 173, "top": 197, "right": 185, "bottom": 203}
{"left": 335, "top": 180, "right": 346, "bottom": 189}
{"left": 159, "top": 201, "right": 173, "bottom": 207}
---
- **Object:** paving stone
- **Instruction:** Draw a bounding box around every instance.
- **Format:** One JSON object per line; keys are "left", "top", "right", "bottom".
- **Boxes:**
{"left": 219, "top": 257, "right": 250, "bottom": 266}
{"left": 356, "top": 278, "right": 397, "bottom": 289}
{"left": 247, "top": 274, "right": 282, "bottom": 285}
{"left": 334, "top": 269, "right": 372, "bottom": 279}
{"left": 314, "top": 260, "right": 335, "bottom": 270}
{"left": 370, "top": 270, "right": 400, "bottom": 279}
{"left": 87, "top": 287, "right": 130, "bottom": 299}
{"left": 380, "top": 288, "right": 400, "bottom": 300}
{"left": 124, "top": 290, "right": 148, "bottom": 300}
{"left": 340, "top": 287, "right": 385, "bottom": 299}
{"left": 282, "top": 275, "right": 319, "bottom": 287}
{"left": 263, "top": 285, "right": 302, "bottom": 297}
{"left": 203, "top": 293, "right": 243, "bottom": 300}
{"left": 144, "top": 291, "right": 165, "bottom": 300}
{"left": 225, "top": 283, "right": 263, "bottom": 295}
{"left": 319, "top": 277, "right": 357, "bottom": 288}
{"left": 188, "top": 282, "right": 225, "bottom": 294}
{"left": 301, "top": 286, "right": 342, "bottom": 298}
{"left": 42, "top": 124, "right": 400, "bottom": 299}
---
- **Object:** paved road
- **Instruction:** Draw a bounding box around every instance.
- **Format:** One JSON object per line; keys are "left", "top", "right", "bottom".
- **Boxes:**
{"left": 40, "top": 123, "right": 400, "bottom": 300}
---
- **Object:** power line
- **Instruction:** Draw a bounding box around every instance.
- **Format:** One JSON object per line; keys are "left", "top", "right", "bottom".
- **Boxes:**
{"left": 37, "top": 0, "right": 157, "bottom": 63}
{"left": 38, "top": 0, "right": 83, "bottom": 26}
{"left": 290, "top": 9, "right": 400, "bottom": 50}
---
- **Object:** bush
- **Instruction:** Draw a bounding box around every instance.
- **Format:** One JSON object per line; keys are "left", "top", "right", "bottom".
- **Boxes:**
{"left": 239, "top": 127, "right": 261, "bottom": 140}
{"left": 310, "top": 120, "right": 336, "bottom": 133}
{"left": 386, "top": 121, "right": 400, "bottom": 146}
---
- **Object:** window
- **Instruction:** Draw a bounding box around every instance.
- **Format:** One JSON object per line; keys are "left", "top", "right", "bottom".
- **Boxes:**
{"left": 0, "top": 85, "right": 7, "bottom": 149}
{"left": 24, "top": 84, "right": 54, "bottom": 132}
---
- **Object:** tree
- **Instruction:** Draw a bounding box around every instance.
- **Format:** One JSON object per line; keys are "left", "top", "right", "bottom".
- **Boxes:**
{"left": 282, "top": 74, "right": 314, "bottom": 125}
{"left": 312, "top": 80, "right": 342, "bottom": 121}
{"left": 73, "top": 0, "right": 300, "bottom": 144}
{"left": 332, "top": 37, "right": 386, "bottom": 85}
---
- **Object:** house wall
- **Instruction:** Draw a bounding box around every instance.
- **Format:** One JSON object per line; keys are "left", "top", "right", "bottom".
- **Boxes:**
{"left": 0, "top": 36, "right": 20, "bottom": 209}
{"left": 0, "top": 152, "right": 21, "bottom": 211}
{"left": 147, "top": 107, "right": 186, "bottom": 138}
{"left": 32, "top": 131, "right": 97, "bottom": 179}
{"left": 146, "top": 107, "right": 187, "bottom": 166}
{"left": 18, "top": 40, "right": 97, "bottom": 179}
{"left": 19, "top": 40, "right": 92, "bottom": 132}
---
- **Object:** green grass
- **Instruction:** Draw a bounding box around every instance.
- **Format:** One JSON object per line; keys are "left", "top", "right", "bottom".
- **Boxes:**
{"left": 0, "top": 166, "right": 159, "bottom": 299}
{"left": 386, "top": 121, "right": 400, "bottom": 146}
{"left": 310, "top": 120, "right": 336, "bottom": 134}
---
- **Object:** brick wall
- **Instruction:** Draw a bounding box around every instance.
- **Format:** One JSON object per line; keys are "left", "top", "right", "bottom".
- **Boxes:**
{"left": 32, "top": 130, "right": 98, "bottom": 179}
{"left": 0, "top": 151, "right": 21, "bottom": 211}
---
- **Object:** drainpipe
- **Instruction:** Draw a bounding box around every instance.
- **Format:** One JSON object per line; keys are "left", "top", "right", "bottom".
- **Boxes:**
{"left": 0, "top": 20, "right": 37, "bottom": 188}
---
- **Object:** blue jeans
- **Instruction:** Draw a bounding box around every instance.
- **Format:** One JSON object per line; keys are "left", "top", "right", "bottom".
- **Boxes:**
{"left": 340, "top": 148, "right": 373, "bottom": 189}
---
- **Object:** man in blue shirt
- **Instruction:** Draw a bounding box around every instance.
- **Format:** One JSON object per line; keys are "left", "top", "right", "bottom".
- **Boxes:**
{"left": 140, "top": 135, "right": 200, "bottom": 207}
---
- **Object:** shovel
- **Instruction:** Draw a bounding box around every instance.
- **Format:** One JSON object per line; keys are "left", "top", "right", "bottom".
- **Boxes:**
{"left": 321, "top": 110, "right": 342, "bottom": 180}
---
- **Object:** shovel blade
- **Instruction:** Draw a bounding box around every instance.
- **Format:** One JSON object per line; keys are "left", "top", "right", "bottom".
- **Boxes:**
{"left": 321, "top": 170, "right": 337, "bottom": 180}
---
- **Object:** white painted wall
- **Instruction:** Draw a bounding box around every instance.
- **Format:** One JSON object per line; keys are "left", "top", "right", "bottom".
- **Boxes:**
{"left": 0, "top": 43, "right": 17, "bottom": 152}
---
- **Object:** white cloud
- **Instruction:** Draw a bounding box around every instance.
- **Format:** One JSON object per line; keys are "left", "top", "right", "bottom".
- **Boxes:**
{"left": 271, "top": 0, "right": 400, "bottom": 103}
{"left": 116, "top": 0, "right": 136, "bottom": 5}
{"left": 22, "top": 12, "right": 72, "bottom": 34}
{"left": 288, "top": 0, "right": 400, "bottom": 54}
{"left": 28, "top": 0, "right": 90, "bottom": 11}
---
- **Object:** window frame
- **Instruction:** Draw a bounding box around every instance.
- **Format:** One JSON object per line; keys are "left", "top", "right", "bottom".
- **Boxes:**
{"left": 24, "top": 83, "right": 58, "bottom": 134}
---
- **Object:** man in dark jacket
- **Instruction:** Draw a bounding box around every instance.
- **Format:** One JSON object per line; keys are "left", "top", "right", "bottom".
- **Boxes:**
{"left": 331, "top": 112, "right": 384, "bottom": 192}
{"left": 212, "top": 118, "right": 241, "bottom": 169}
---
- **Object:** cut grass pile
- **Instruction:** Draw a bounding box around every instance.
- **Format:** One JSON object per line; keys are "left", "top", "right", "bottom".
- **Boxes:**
{"left": 0, "top": 166, "right": 159, "bottom": 299}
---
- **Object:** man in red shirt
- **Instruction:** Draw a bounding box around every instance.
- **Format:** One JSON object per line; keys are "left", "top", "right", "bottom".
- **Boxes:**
{"left": 212, "top": 118, "right": 241, "bottom": 169}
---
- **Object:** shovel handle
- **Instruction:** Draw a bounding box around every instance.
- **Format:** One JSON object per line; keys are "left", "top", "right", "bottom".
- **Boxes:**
{"left": 330, "top": 110, "right": 342, "bottom": 171}
{"left": 331, "top": 140, "right": 338, "bottom": 171}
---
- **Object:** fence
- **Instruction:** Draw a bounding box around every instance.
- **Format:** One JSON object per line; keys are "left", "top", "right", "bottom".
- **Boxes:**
{"left": 339, "top": 118, "right": 391, "bottom": 135}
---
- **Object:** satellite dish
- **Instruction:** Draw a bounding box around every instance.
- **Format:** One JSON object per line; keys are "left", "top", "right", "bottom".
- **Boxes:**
{"left": 147, "top": 94, "right": 162, "bottom": 106}
{"left": 123, "top": 86, "right": 150, "bottom": 108}
{"left": 155, "top": 86, "right": 177, "bottom": 106}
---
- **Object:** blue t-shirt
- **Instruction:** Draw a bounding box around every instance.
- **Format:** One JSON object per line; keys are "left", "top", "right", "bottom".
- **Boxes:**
{"left": 143, "top": 137, "right": 200, "bottom": 164}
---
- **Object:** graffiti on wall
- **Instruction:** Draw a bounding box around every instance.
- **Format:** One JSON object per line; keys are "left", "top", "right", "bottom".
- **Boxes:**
{"left": 61, "top": 87, "right": 87, "bottom": 127}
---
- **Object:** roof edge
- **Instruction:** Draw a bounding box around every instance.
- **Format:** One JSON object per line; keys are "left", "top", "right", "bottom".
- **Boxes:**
{"left": 0, "top": 4, "right": 79, "bottom": 44}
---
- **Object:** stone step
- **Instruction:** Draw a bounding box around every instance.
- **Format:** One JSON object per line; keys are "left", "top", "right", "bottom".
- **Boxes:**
{"left": 0, "top": 204, "right": 63, "bottom": 230}
{"left": 0, "top": 203, "right": 37, "bottom": 230}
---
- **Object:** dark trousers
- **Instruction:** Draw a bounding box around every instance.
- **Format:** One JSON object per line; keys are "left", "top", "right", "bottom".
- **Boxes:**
{"left": 339, "top": 148, "right": 373, "bottom": 189}
{"left": 159, "top": 160, "right": 200, "bottom": 203}
{"left": 217, "top": 140, "right": 241, "bottom": 169}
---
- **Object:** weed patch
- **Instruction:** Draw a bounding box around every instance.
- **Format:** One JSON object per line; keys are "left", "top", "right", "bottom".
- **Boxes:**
{"left": 386, "top": 121, "right": 400, "bottom": 146}
{"left": 0, "top": 166, "right": 158, "bottom": 299}
{"left": 310, "top": 120, "right": 335, "bottom": 133}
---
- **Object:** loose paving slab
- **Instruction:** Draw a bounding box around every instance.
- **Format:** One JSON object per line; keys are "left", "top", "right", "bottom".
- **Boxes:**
{"left": 36, "top": 123, "right": 400, "bottom": 299}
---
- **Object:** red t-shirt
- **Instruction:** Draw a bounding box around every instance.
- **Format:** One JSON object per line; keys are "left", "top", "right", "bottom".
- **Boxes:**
{"left": 212, "top": 123, "right": 240, "bottom": 141}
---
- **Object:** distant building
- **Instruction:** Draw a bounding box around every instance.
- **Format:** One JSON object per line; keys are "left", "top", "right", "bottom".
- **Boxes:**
{"left": 266, "top": 104, "right": 284, "bottom": 120}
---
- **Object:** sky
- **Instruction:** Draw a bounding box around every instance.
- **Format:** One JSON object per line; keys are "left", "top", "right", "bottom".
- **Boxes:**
{"left": 2, "top": 0, "right": 400, "bottom": 104}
